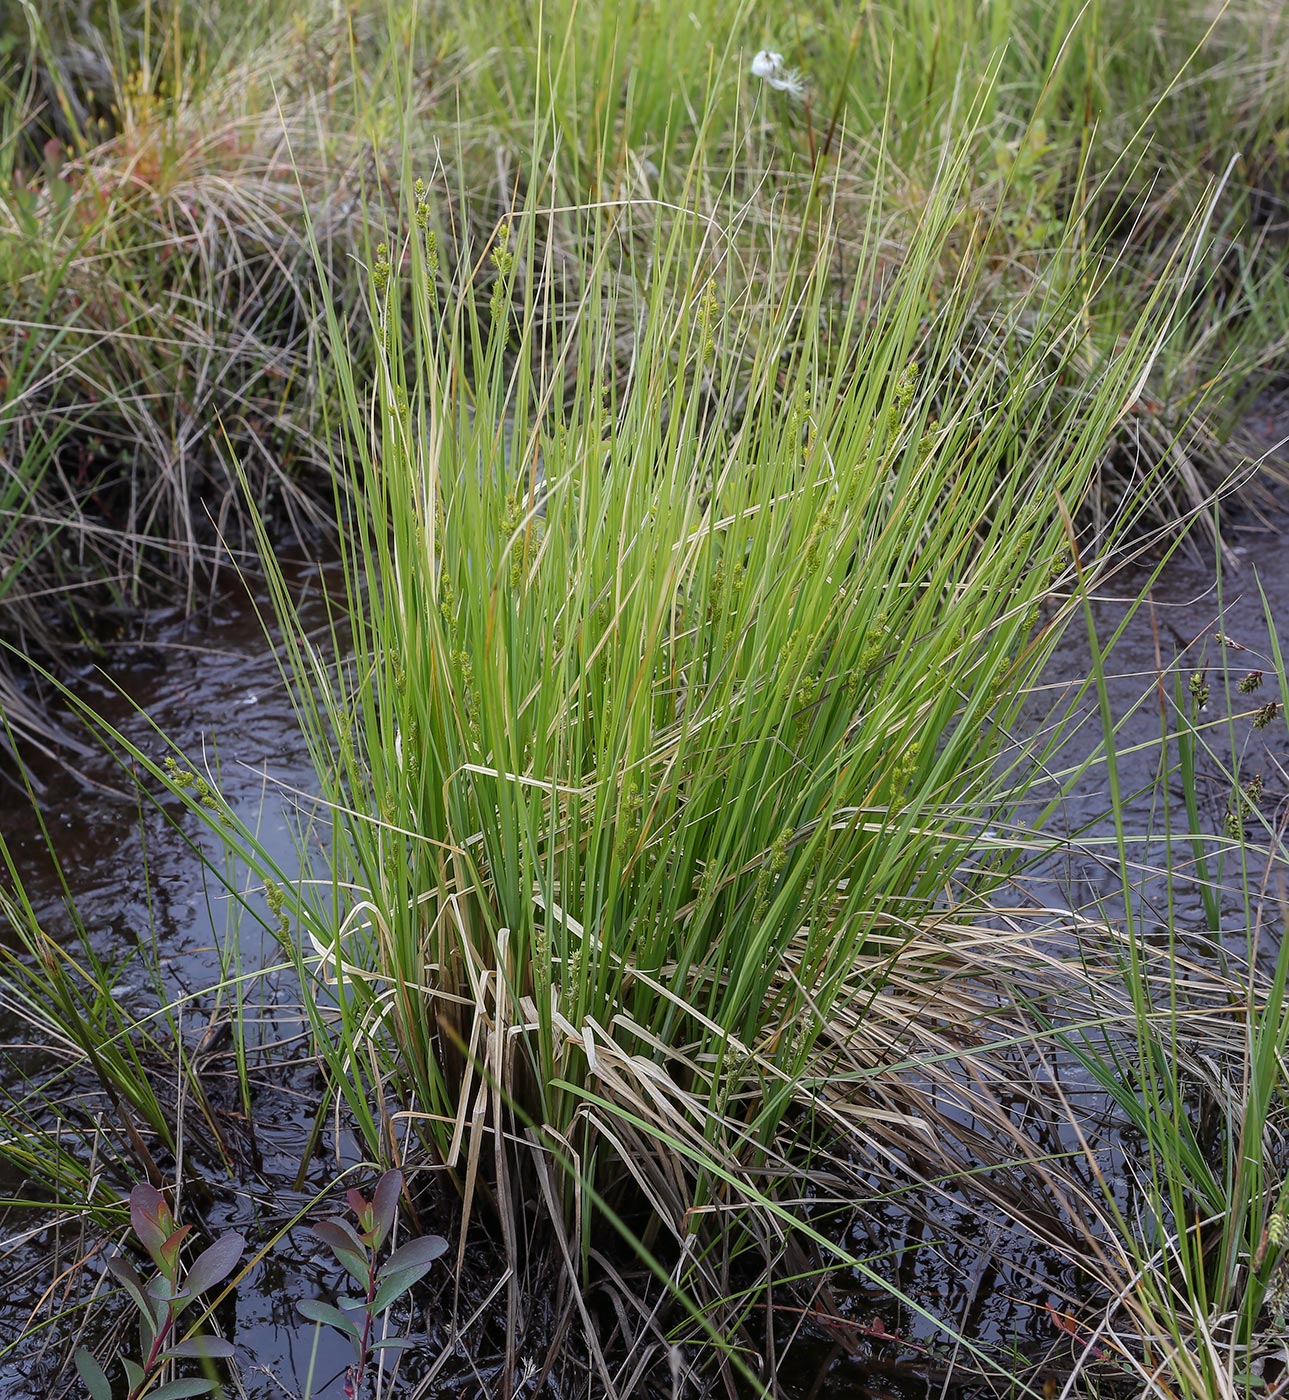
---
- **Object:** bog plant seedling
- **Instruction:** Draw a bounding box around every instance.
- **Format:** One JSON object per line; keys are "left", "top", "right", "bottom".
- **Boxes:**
{"left": 75, "top": 1183, "right": 244, "bottom": 1400}
{"left": 298, "top": 1169, "right": 446, "bottom": 1397}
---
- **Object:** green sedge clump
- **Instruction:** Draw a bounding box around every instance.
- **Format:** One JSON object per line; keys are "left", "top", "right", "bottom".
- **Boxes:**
{"left": 802, "top": 502, "right": 834, "bottom": 574}
{"left": 859, "top": 616, "right": 887, "bottom": 671}
{"left": 616, "top": 782, "right": 644, "bottom": 862}
{"left": 389, "top": 647, "right": 406, "bottom": 695}
{"left": 706, "top": 555, "right": 726, "bottom": 625}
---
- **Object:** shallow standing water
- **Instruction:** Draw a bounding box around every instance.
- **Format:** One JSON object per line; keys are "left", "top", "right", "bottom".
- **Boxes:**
{"left": 1017, "top": 491, "right": 1289, "bottom": 956}
{"left": 0, "top": 559, "right": 366, "bottom": 1399}
{"left": 2, "top": 449, "right": 1288, "bottom": 1397}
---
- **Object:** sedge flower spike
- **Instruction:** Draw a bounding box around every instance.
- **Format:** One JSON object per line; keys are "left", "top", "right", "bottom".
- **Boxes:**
{"left": 751, "top": 50, "right": 805, "bottom": 100}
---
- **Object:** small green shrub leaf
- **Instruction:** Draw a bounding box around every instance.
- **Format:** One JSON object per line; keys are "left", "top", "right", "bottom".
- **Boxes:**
{"left": 371, "top": 1234, "right": 448, "bottom": 1312}
{"left": 158, "top": 1224, "right": 192, "bottom": 1276}
{"left": 129, "top": 1184, "right": 171, "bottom": 1258}
{"left": 147, "top": 1380, "right": 217, "bottom": 1399}
{"left": 104, "top": 1251, "right": 151, "bottom": 1318}
{"left": 370, "top": 1169, "right": 402, "bottom": 1251}
{"left": 345, "top": 1187, "right": 370, "bottom": 1228}
{"left": 312, "top": 1215, "right": 367, "bottom": 1254}
{"left": 74, "top": 1348, "right": 112, "bottom": 1400}
{"left": 371, "top": 1271, "right": 414, "bottom": 1313}
{"left": 378, "top": 1233, "right": 448, "bottom": 1280}
{"left": 310, "top": 1220, "right": 370, "bottom": 1287}
{"left": 104, "top": 1251, "right": 144, "bottom": 1291}
{"left": 297, "top": 1298, "right": 362, "bottom": 1340}
{"left": 179, "top": 1232, "right": 245, "bottom": 1306}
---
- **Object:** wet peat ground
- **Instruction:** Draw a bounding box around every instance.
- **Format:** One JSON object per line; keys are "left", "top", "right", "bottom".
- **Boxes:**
{"left": 2, "top": 409, "right": 1288, "bottom": 1400}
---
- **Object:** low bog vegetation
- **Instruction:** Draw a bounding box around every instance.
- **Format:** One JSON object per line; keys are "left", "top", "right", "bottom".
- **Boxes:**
{"left": 1, "top": 1, "right": 1288, "bottom": 1398}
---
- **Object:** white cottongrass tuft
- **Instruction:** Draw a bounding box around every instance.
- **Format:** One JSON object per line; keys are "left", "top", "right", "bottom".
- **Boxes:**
{"left": 751, "top": 49, "right": 805, "bottom": 100}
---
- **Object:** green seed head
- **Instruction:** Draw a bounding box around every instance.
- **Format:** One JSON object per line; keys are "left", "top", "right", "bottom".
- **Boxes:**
{"left": 894, "top": 361, "right": 918, "bottom": 412}
{"left": 696, "top": 282, "right": 720, "bottom": 363}
{"left": 1238, "top": 670, "right": 1263, "bottom": 694}
{"left": 491, "top": 221, "right": 513, "bottom": 275}
{"left": 373, "top": 242, "right": 391, "bottom": 296}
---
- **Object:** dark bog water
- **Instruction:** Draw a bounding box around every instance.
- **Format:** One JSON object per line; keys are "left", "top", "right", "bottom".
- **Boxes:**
{"left": 1017, "top": 500, "right": 1289, "bottom": 958}
{"left": 2, "top": 444, "right": 1288, "bottom": 1397}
